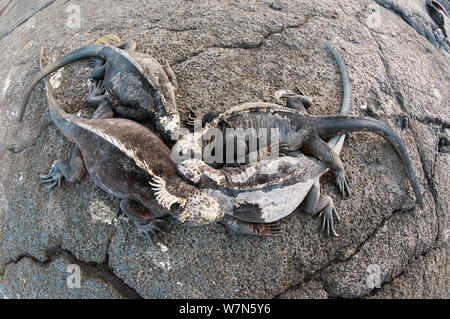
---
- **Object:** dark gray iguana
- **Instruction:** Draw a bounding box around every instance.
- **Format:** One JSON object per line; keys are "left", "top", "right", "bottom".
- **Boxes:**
{"left": 173, "top": 43, "right": 424, "bottom": 236}
{"left": 36, "top": 48, "right": 224, "bottom": 243}
{"left": 20, "top": 39, "right": 180, "bottom": 141}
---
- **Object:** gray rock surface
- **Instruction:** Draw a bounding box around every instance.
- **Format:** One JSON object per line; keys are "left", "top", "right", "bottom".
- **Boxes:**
{"left": 0, "top": 0, "right": 448, "bottom": 298}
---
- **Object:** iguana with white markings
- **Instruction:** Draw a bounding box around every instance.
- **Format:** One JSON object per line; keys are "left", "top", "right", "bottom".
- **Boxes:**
{"left": 174, "top": 43, "right": 423, "bottom": 236}
{"left": 36, "top": 48, "right": 223, "bottom": 243}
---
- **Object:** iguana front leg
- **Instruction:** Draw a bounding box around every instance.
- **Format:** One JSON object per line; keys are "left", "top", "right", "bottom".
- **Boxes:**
{"left": 40, "top": 80, "right": 115, "bottom": 189}
{"left": 304, "top": 180, "right": 341, "bottom": 236}
{"left": 120, "top": 197, "right": 168, "bottom": 244}
{"left": 39, "top": 145, "right": 86, "bottom": 188}
{"left": 302, "top": 135, "right": 350, "bottom": 196}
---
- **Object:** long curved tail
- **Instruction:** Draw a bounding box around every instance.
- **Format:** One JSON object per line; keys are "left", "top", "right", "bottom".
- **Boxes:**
{"left": 19, "top": 44, "right": 104, "bottom": 121}
{"left": 324, "top": 42, "right": 351, "bottom": 150}
{"left": 325, "top": 43, "right": 351, "bottom": 116}
{"left": 317, "top": 116, "right": 424, "bottom": 208}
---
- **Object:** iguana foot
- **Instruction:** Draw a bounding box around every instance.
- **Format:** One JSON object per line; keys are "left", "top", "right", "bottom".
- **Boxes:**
{"left": 135, "top": 219, "right": 167, "bottom": 244}
{"left": 305, "top": 180, "right": 341, "bottom": 237}
{"left": 270, "top": 141, "right": 291, "bottom": 157}
{"left": 221, "top": 215, "right": 283, "bottom": 236}
{"left": 316, "top": 202, "right": 340, "bottom": 237}
{"left": 260, "top": 221, "right": 283, "bottom": 236}
{"left": 86, "top": 80, "right": 107, "bottom": 106}
{"left": 120, "top": 198, "right": 169, "bottom": 244}
{"left": 89, "top": 57, "right": 105, "bottom": 68}
{"left": 186, "top": 109, "right": 198, "bottom": 127}
{"left": 158, "top": 58, "right": 178, "bottom": 90}
{"left": 302, "top": 135, "right": 350, "bottom": 197}
{"left": 86, "top": 80, "right": 115, "bottom": 119}
{"left": 158, "top": 58, "right": 169, "bottom": 66}
{"left": 39, "top": 161, "right": 64, "bottom": 188}
{"left": 336, "top": 170, "right": 350, "bottom": 197}
{"left": 39, "top": 146, "right": 85, "bottom": 189}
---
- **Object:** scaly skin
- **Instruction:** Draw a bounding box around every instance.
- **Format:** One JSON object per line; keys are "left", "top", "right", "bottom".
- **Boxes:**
{"left": 37, "top": 48, "right": 223, "bottom": 243}
{"left": 20, "top": 42, "right": 180, "bottom": 141}
{"left": 174, "top": 43, "right": 423, "bottom": 236}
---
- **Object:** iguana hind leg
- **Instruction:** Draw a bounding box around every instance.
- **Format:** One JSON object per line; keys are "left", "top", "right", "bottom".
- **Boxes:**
{"left": 221, "top": 215, "right": 282, "bottom": 236}
{"left": 39, "top": 145, "right": 85, "bottom": 188}
{"left": 120, "top": 197, "right": 168, "bottom": 244}
{"left": 305, "top": 180, "right": 341, "bottom": 236}
{"left": 302, "top": 135, "right": 350, "bottom": 196}
{"left": 281, "top": 87, "right": 312, "bottom": 112}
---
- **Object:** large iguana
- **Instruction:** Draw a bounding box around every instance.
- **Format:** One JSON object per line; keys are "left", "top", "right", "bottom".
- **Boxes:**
{"left": 173, "top": 43, "right": 423, "bottom": 236}
{"left": 20, "top": 39, "right": 180, "bottom": 141}
{"left": 36, "top": 48, "right": 223, "bottom": 243}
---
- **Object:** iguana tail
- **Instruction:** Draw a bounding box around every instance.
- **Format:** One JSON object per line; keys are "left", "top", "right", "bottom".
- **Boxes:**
{"left": 316, "top": 116, "right": 424, "bottom": 208}
{"left": 324, "top": 42, "right": 351, "bottom": 149}
{"left": 19, "top": 44, "right": 105, "bottom": 121}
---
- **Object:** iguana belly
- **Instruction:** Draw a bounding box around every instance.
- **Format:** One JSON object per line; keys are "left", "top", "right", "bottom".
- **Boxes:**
{"left": 205, "top": 178, "right": 316, "bottom": 223}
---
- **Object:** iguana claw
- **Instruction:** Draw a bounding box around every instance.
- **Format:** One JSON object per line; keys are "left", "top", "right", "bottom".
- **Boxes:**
{"left": 39, "top": 162, "right": 64, "bottom": 189}
{"left": 89, "top": 79, "right": 105, "bottom": 95}
{"left": 316, "top": 202, "right": 341, "bottom": 237}
{"left": 135, "top": 219, "right": 167, "bottom": 245}
{"left": 186, "top": 109, "right": 198, "bottom": 127}
{"left": 336, "top": 170, "right": 350, "bottom": 197}
{"left": 264, "top": 221, "right": 283, "bottom": 236}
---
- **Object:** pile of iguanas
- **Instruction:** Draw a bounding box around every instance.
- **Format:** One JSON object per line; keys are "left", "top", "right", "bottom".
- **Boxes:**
{"left": 19, "top": 35, "right": 424, "bottom": 243}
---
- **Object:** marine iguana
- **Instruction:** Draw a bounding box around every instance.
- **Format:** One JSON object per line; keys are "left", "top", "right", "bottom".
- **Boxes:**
{"left": 174, "top": 43, "right": 423, "bottom": 236}
{"left": 36, "top": 48, "right": 223, "bottom": 243}
{"left": 20, "top": 40, "right": 180, "bottom": 140}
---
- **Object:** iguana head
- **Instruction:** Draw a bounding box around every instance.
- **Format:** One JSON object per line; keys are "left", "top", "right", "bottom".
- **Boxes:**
{"left": 171, "top": 132, "right": 202, "bottom": 163}
{"left": 156, "top": 113, "right": 181, "bottom": 141}
{"left": 150, "top": 176, "right": 223, "bottom": 226}
{"left": 179, "top": 189, "right": 224, "bottom": 226}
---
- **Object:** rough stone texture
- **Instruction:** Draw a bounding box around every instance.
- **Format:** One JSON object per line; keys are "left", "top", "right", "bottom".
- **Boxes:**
{"left": 278, "top": 279, "right": 329, "bottom": 299}
{"left": 0, "top": 0, "right": 448, "bottom": 298}
{"left": 0, "top": 252, "right": 138, "bottom": 298}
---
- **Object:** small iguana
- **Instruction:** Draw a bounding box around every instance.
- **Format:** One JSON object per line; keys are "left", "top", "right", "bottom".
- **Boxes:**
{"left": 20, "top": 39, "right": 180, "bottom": 140}
{"left": 173, "top": 43, "right": 423, "bottom": 236}
{"left": 36, "top": 48, "right": 223, "bottom": 243}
